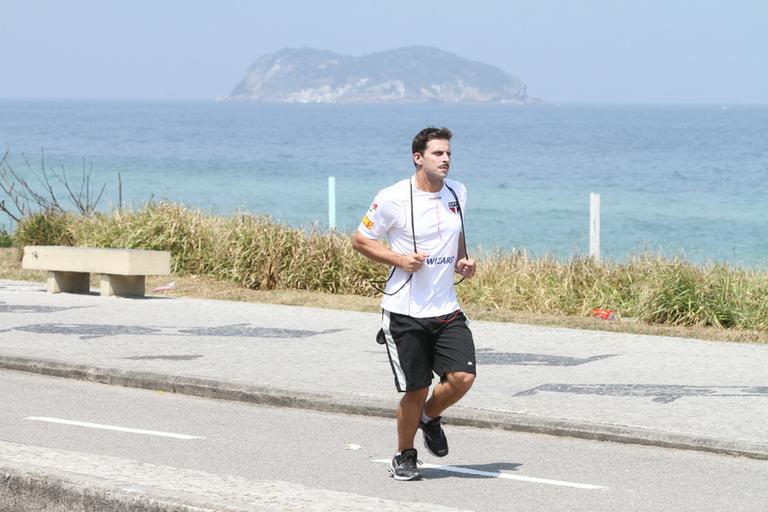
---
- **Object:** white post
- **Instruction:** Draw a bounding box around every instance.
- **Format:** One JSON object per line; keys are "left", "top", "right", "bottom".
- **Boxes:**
{"left": 328, "top": 176, "right": 336, "bottom": 230}
{"left": 589, "top": 192, "right": 600, "bottom": 263}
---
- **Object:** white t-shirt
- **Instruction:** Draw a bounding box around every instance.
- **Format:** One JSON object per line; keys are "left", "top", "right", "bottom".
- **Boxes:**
{"left": 357, "top": 176, "right": 467, "bottom": 318}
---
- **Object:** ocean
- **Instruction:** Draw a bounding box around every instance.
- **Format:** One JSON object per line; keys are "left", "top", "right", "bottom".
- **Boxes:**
{"left": 1, "top": 100, "right": 767, "bottom": 266}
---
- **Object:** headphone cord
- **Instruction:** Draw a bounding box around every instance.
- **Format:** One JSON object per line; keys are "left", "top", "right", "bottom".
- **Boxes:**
{"left": 445, "top": 184, "right": 468, "bottom": 285}
{"left": 370, "top": 180, "right": 468, "bottom": 294}
{"left": 369, "top": 180, "right": 417, "bottom": 296}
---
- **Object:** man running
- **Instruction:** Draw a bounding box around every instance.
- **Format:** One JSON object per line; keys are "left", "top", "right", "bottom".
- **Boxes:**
{"left": 352, "top": 126, "right": 477, "bottom": 481}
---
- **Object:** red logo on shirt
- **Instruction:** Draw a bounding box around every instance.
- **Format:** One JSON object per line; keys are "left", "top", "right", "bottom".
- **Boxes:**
{"left": 448, "top": 201, "right": 459, "bottom": 214}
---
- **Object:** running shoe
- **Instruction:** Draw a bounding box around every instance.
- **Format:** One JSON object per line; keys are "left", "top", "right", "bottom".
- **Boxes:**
{"left": 419, "top": 416, "right": 449, "bottom": 457}
{"left": 389, "top": 448, "right": 421, "bottom": 481}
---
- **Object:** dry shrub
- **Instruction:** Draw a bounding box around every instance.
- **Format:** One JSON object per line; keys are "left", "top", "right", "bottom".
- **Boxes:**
{"left": 14, "top": 211, "right": 76, "bottom": 247}
{"left": 15, "top": 205, "right": 768, "bottom": 332}
{"left": 69, "top": 203, "right": 219, "bottom": 274}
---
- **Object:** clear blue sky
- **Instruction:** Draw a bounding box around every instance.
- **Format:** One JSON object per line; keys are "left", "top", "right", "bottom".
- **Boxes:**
{"left": 2, "top": 0, "right": 766, "bottom": 103}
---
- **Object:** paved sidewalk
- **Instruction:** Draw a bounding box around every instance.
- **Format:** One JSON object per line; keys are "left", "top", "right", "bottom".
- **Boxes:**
{"left": 1, "top": 279, "right": 767, "bottom": 460}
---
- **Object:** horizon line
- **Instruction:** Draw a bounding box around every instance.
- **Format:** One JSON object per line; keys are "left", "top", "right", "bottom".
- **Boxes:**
{"left": 1, "top": 97, "right": 767, "bottom": 106}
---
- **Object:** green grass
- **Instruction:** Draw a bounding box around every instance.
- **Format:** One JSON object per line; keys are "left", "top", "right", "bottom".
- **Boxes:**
{"left": 12, "top": 202, "right": 768, "bottom": 334}
{"left": 0, "top": 228, "right": 12, "bottom": 248}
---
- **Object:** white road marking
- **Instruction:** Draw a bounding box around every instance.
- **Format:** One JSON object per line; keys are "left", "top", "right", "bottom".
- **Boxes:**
{"left": 372, "top": 459, "right": 606, "bottom": 490}
{"left": 24, "top": 416, "right": 204, "bottom": 440}
{"left": 0, "top": 440, "right": 471, "bottom": 512}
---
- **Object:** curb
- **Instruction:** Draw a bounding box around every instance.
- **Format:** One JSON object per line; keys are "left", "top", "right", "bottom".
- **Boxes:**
{"left": 2, "top": 355, "right": 767, "bottom": 461}
{"left": 0, "top": 465, "right": 215, "bottom": 512}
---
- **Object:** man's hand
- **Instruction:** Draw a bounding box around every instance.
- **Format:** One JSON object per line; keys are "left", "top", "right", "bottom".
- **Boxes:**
{"left": 399, "top": 252, "right": 430, "bottom": 273}
{"left": 455, "top": 258, "right": 476, "bottom": 279}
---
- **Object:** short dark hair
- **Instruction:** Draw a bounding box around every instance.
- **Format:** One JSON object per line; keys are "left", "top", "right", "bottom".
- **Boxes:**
{"left": 411, "top": 127, "right": 452, "bottom": 156}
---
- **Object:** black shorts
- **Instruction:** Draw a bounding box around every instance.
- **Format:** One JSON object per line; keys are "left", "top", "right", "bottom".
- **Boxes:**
{"left": 380, "top": 309, "right": 476, "bottom": 392}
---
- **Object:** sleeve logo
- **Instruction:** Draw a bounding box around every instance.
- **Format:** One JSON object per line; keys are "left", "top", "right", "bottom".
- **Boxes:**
{"left": 361, "top": 202, "right": 378, "bottom": 229}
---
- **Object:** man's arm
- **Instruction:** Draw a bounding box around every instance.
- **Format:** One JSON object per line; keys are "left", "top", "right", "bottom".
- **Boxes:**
{"left": 458, "top": 235, "right": 467, "bottom": 261}
{"left": 455, "top": 234, "right": 476, "bottom": 279}
{"left": 352, "top": 231, "right": 429, "bottom": 273}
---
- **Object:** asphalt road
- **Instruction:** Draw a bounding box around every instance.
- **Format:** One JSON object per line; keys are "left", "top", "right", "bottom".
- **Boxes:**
{"left": 1, "top": 369, "right": 765, "bottom": 511}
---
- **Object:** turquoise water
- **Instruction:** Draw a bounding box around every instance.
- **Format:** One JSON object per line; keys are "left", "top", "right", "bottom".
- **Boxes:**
{"left": 1, "top": 100, "right": 767, "bottom": 266}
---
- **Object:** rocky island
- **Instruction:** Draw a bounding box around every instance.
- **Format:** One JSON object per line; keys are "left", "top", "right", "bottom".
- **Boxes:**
{"left": 220, "top": 46, "right": 535, "bottom": 104}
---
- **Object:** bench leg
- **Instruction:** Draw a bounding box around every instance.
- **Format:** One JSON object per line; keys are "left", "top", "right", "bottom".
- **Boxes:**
{"left": 47, "top": 271, "right": 90, "bottom": 294}
{"left": 100, "top": 274, "right": 146, "bottom": 297}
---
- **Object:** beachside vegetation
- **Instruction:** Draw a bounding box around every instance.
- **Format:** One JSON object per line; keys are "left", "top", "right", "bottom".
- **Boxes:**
{"left": 0, "top": 227, "right": 12, "bottom": 248}
{"left": 9, "top": 202, "right": 768, "bottom": 334}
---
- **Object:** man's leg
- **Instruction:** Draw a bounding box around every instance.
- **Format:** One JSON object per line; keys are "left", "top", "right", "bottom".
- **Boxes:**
{"left": 397, "top": 387, "right": 429, "bottom": 451}
{"left": 423, "top": 371, "right": 475, "bottom": 418}
{"left": 381, "top": 310, "right": 432, "bottom": 480}
{"left": 390, "top": 387, "right": 428, "bottom": 481}
{"left": 419, "top": 312, "right": 477, "bottom": 458}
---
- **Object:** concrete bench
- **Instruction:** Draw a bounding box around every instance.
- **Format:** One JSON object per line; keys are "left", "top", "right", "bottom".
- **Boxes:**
{"left": 22, "top": 246, "right": 171, "bottom": 297}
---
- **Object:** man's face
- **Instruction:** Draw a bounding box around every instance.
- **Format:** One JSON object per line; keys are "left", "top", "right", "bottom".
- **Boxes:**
{"left": 414, "top": 139, "right": 451, "bottom": 180}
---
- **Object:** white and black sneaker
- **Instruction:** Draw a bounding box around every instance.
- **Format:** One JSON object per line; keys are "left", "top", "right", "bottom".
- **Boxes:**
{"left": 419, "top": 416, "right": 449, "bottom": 457}
{"left": 389, "top": 448, "right": 421, "bottom": 481}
